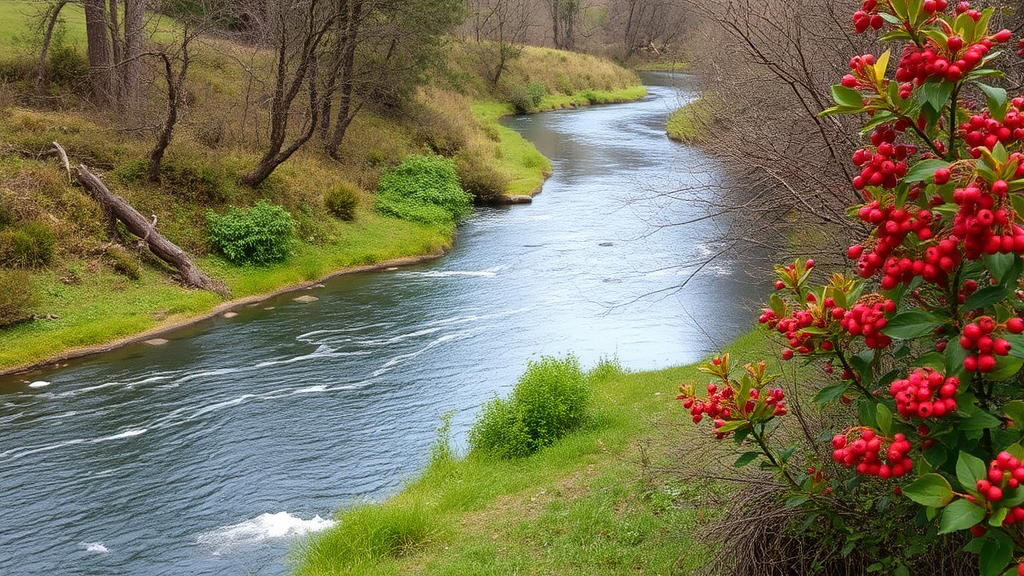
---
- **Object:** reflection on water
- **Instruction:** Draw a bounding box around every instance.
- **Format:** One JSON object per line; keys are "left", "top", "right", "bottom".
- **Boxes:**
{"left": 0, "top": 72, "right": 769, "bottom": 575}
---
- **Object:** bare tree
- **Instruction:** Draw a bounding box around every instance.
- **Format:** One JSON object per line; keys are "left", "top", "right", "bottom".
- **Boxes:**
{"left": 239, "top": 0, "right": 335, "bottom": 187}
{"left": 147, "top": 24, "right": 197, "bottom": 182}
{"left": 467, "top": 0, "right": 534, "bottom": 85}
{"left": 548, "top": 0, "right": 580, "bottom": 50}
{"left": 608, "top": 0, "right": 685, "bottom": 61}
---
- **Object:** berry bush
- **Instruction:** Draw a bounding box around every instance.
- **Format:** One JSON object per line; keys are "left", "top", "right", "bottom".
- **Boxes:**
{"left": 679, "top": 2, "right": 1024, "bottom": 574}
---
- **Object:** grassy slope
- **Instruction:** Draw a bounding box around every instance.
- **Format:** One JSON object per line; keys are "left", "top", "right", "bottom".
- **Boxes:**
{"left": 292, "top": 329, "right": 772, "bottom": 576}
{"left": 0, "top": 4, "right": 646, "bottom": 372}
{"left": 666, "top": 95, "right": 717, "bottom": 144}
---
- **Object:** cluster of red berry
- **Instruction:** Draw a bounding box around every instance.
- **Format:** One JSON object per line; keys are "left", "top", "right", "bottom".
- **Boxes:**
{"left": 976, "top": 452, "right": 1024, "bottom": 505}
{"left": 888, "top": 367, "right": 960, "bottom": 418}
{"left": 960, "top": 101, "right": 1024, "bottom": 155}
{"left": 895, "top": 29, "right": 1006, "bottom": 85}
{"left": 678, "top": 382, "right": 786, "bottom": 439}
{"left": 948, "top": 180, "right": 1024, "bottom": 261}
{"left": 833, "top": 298, "right": 895, "bottom": 349}
{"left": 850, "top": 129, "right": 914, "bottom": 190}
{"left": 832, "top": 429, "right": 913, "bottom": 478}
{"left": 853, "top": 0, "right": 949, "bottom": 33}
{"left": 960, "top": 316, "right": 1020, "bottom": 372}
{"left": 849, "top": 200, "right": 936, "bottom": 286}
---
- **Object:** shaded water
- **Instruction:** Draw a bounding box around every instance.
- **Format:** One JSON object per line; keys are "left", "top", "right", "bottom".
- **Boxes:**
{"left": 0, "top": 73, "right": 768, "bottom": 575}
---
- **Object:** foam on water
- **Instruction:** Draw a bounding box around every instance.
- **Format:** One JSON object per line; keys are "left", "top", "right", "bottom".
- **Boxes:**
{"left": 28, "top": 381, "right": 50, "bottom": 388}
{"left": 92, "top": 428, "right": 147, "bottom": 443}
{"left": 196, "top": 512, "right": 335, "bottom": 554}
{"left": 79, "top": 542, "right": 109, "bottom": 554}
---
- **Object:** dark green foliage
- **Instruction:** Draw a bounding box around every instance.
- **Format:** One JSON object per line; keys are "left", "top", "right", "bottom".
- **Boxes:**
{"left": 455, "top": 151, "right": 509, "bottom": 203}
{"left": 113, "top": 158, "right": 149, "bottom": 184}
{"left": 325, "top": 184, "right": 359, "bottom": 221}
{"left": 469, "top": 355, "right": 590, "bottom": 459}
{"left": 0, "top": 222, "right": 55, "bottom": 268}
{"left": 48, "top": 45, "right": 88, "bottom": 88}
{"left": 0, "top": 269, "right": 35, "bottom": 326}
{"left": 375, "top": 154, "right": 473, "bottom": 226}
{"left": 106, "top": 245, "right": 141, "bottom": 280}
{"left": 160, "top": 156, "right": 230, "bottom": 203}
{"left": 506, "top": 82, "right": 547, "bottom": 113}
{"left": 205, "top": 200, "right": 296, "bottom": 265}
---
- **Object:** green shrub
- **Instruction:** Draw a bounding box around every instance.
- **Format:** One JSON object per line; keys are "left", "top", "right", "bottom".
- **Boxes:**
{"left": 324, "top": 184, "right": 359, "bottom": 221}
{"left": 0, "top": 269, "right": 36, "bottom": 326}
{"left": 106, "top": 245, "right": 141, "bottom": 280}
{"left": 527, "top": 82, "right": 546, "bottom": 107}
{"left": 375, "top": 154, "right": 473, "bottom": 226}
{"left": 205, "top": 200, "right": 296, "bottom": 265}
{"left": 48, "top": 45, "right": 88, "bottom": 88}
{"left": 161, "top": 155, "right": 230, "bottom": 203}
{"left": 299, "top": 503, "right": 433, "bottom": 573}
{"left": 505, "top": 83, "right": 535, "bottom": 114}
{"left": 468, "top": 355, "right": 590, "bottom": 459}
{"left": 0, "top": 222, "right": 55, "bottom": 268}
{"left": 113, "top": 158, "right": 149, "bottom": 184}
{"left": 455, "top": 151, "right": 509, "bottom": 203}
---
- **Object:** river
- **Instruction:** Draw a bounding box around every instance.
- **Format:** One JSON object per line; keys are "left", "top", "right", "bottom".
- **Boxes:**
{"left": 0, "top": 73, "right": 768, "bottom": 575}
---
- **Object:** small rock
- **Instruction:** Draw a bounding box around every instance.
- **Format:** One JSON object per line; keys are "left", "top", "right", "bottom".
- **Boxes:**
{"left": 264, "top": 306, "right": 275, "bottom": 310}
{"left": 222, "top": 312, "right": 238, "bottom": 318}
{"left": 308, "top": 284, "right": 325, "bottom": 289}
{"left": 598, "top": 242, "right": 613, "bottom": 247}
{"left": 293, "top": 295, "right": 319, "bottom": 304}
{"left": 386, "top": 267, "right": 399, "bottom": 271}
{"left": 145, "top": 338, "right": 169, "bottom": 346}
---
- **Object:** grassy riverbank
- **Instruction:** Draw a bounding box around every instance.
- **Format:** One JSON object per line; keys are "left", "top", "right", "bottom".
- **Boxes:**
{"left": 292, "top": 329, "right": 771, "bottom": 575}
{"left": 0, "top": 2, "right": 645, "bottom": 374}
{"left": 666, "top": 94, "right": 717, "bottom": 144}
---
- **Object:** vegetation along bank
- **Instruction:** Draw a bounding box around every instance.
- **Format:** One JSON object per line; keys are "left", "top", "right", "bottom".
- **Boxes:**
{"left": 0, "top": 0, "right": 646, "bottom": 374}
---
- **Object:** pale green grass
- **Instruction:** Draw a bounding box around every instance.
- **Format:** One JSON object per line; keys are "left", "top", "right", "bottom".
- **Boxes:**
{"left": 472, "top": 102, "right": 552, "bottom": 196}
{"left": 666, "top": 93, "right": 717, "bottom": 143}
{"left": 292, "top": 329, "right": 776, "bottom": 575}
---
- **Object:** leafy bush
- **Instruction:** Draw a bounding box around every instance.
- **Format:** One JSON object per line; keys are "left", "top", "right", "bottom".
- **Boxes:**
{"left": 505, "top": 83, "right": 534, "bottom": 114}
{"left": 527, "top": 82, "right": 546, "bottom": 107}
{"left": 455, "top": 151, "right": 509, "bottom": 203}
{"left": 0, "top": 222, "right": 55, "bottom": 268}
{"left": 324, "top": 184, "right": 359, "bottom": 221}
{"left": 469, "top": 355, "right": 590, "bottom": 459}
{"left": 0, "top": 270, "right": 35, "bottom": 326}
{"left": 375, "top": 155, "right": 473, "bottom": 226}
{"left": 106, "top": 245, "right": 141, "bottom": 280}
{"left": 48, "top": 45, "right": 88, "bottom": 88}
{"left": 205, "top": 200, "right": 296, "bottom": 265}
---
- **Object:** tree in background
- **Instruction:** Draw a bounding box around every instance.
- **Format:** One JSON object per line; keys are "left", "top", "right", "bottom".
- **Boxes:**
{"left": 466, "top": 0, "right": 535, "bottom": 85}
{"left": 548, "top": 0, "right": 580, "bottom": 50}
{"left": 82, "top": 0, "right": 147, "bottom": 111}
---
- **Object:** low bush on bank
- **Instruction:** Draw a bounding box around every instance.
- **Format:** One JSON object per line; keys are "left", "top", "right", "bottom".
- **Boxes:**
{"left": 375, "top": 154, "right": 473, "bottom": 227}
{"left": 205, "top": 200, "right": 296, "bottom": 265}
{"left": 0, "top": 269, "right": 35, "bottom": 326}
{"left": 469, "top": 354, "right": 590, "bottom": 459}
{"left": 0, "top": 222, "right": 56, "bottom": 268}
{"left": 324, "top": 183, "right": 360, "bottom": 221}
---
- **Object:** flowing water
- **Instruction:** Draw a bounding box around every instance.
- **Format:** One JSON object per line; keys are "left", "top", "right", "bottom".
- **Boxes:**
{"left": 0, "top": 73, "right": 769, "bottom": 575}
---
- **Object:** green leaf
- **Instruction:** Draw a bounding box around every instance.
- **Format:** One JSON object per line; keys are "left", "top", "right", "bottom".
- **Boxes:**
{"left": 1003, "top": 401, "right": 1024, "bottom": 429}
{"left": 859, "top": 399, "right": 878, "bottom": 429}
{"left": 938, "top": 499, "right": 986, "bottom": 534}
{"left": 882, "top": 309, "right": 946, "bottom": 339}
{"left": 813, "top": 382, "right": 850, "bottom": 406}
{"left": 987, "top": 355, "right": 1024, "bottom": 381}
{"left": 734, "top": 452, "right": 760, "bottom": 467}
{"left": 985, "top": 252, "right": 1022, "bottom": 285}
{"left": 977, "top": 83, "right": 1009, "bottom": 122}
{"left": 945, "top": 338, "right": 970, "bottom": 380}
{"left": 785, "top": 494, "right": 809, "bottom": 508}
{"left": 902, "top": 473, "right": 954, "bottom": 507}
{"left": 876, "top": 403, "right": 893, "bottom": 436}
{"left": 959, "top": 411, "right": 1003, "bottom": 432}
{"left": 921, "top": 80, "right": 954, "bottom": 114}
{"left": 980, "top": 529, "right": 1014, "bottom": 576}
{"left": 964, "top": 286, "right": 1012, "bottom": 310}
{"left": 903, "top": 159, "right": 950, "bottom": 183}
{"left": 1002, "top": 486, "right": 1024, "bottom": 507}
{"left": 957, "top": 451, "right": 988, "bottom": 491}
{"left": 832, "top": 85, "right": 865, "bottom": 109}
{"left": 716, "top": 420, "right": 749, "bottom": 434}
{"left": 914, "top": 352, "right": 946, "bottom": 371}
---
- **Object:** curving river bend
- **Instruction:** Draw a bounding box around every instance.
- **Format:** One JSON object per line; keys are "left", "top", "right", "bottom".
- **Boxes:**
{"left": 0, "top": 73, "right": 768, "bottom": 575}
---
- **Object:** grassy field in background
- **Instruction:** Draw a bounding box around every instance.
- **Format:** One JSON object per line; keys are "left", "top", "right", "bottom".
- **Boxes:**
{"left": 292, "top": 329, "right": 773, "bottom": 575}
{"left": 666, "top": 94, "right": 717, "bottom": 144}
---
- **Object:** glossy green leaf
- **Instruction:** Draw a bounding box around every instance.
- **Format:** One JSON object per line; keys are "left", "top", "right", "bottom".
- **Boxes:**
{"left": 964, "top": 286, "right": 1012, "bottom": 310}
{"left": 938, "top": 499, "right": 986, "bottom": 534}
{"left": 734, "top": 451, "right": 760, "bottom": 467}
{"left": 903, "top": 159, "right": 950, "bottom": 183}
{"left": 901, "top": 473, "right": 954, "bottom": 507}
{"left": 979, "top": 529, "right": 1014, "bottom": 576}
{"left": 813, "top": 382, "right": 850, "bottom": 406}
{"left": 881, "top": 309, "right": 945, "bottom": 339}
{"left": 876, "top": 402, "right": 893, "bottom": 436}
{"left": 957, "top": 451, "right": 988, "bottom": 490}
{"left": 832, "top": 85, "right": 865, "bottom": 109}
{"left": 1004, "top": 401, "right": 1024, "bottom": 429}
{"left": 959, "top": 411, "right": 1003, "bottom": 432}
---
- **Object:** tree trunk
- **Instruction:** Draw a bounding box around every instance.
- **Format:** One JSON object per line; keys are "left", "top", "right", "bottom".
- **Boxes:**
{"left": 84, "top": 0, "right": 115, "bottom": 105}
{"left": 121, "top": 0, "right": 145, "bottom": 111}
{"left": 54, "top": 143, "right": 229, "bottom": 297}
{"left": 148, "top": 46, "right": 189, "bottom": 182}
{"left": 35, "top": 0, "right": 70, "bottom": 91}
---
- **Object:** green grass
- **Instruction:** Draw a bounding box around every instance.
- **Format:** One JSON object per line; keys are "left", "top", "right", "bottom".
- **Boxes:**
{"left": 290, "top": 330, "right": 777, "bottom": 575}
{"left": 666, "top": 94, "right": 717, "bottom": 143}
{"left": 633, "top": 61, "right": 692, "bottom": 73}
{"left": 472, "top": 102, "right": 553, "bottom": 196}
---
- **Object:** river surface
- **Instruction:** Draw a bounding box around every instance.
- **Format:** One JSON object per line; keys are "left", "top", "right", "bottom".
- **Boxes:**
{"left": 0, "top": 73, "right": 768, "bottom": 575}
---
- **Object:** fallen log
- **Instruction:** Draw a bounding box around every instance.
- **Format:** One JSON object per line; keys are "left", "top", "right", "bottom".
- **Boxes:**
{"left": 53, "top": 142, "right": 231, "bottom": 298}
